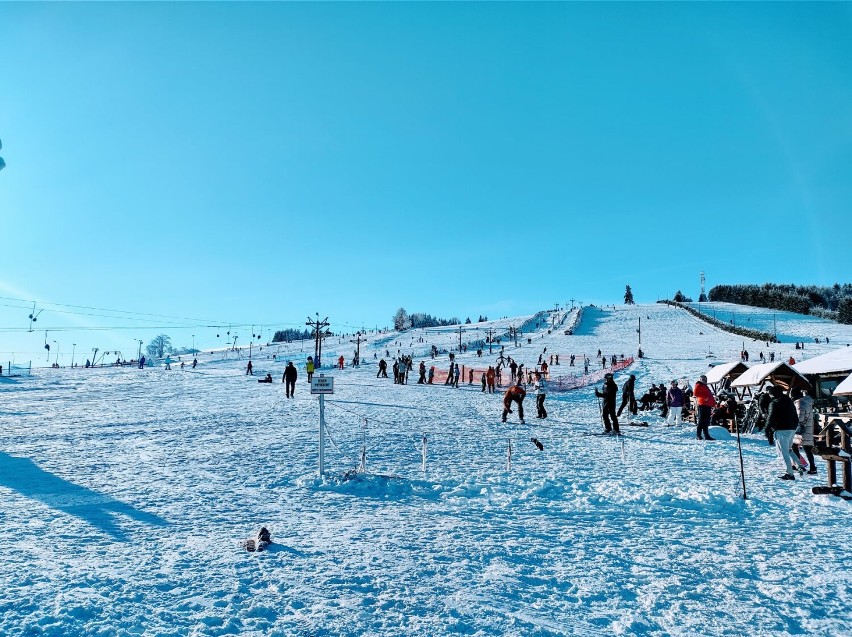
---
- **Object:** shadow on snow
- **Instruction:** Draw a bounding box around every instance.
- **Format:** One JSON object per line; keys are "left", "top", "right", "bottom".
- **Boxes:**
{"left": 0, "top": 452, "right": 169, "bottom": 541}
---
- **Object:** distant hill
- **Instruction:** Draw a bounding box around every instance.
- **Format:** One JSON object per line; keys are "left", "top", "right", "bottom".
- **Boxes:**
{"left": 708, "top": 283, "right": 852, "bottom": 324}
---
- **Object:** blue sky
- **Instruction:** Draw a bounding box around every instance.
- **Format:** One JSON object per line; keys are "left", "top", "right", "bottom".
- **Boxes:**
{"left": 1, "top": 2, "right": 850, "bottom": 361}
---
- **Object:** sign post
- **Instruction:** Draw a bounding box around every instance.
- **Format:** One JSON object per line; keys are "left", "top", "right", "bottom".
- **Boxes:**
{"left": 311, "top": 374, "right": 334, "bottom": 476}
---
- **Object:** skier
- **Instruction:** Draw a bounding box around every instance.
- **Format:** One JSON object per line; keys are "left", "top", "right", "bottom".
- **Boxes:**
{"left": 306, "top": 356, "right": 315, "bottom": 382}
{"left": 534, "top": 371, "right": 547, "bottom": 419}
{"left": 338, "top": 355, "right": 345, "bottom": 370}
{"left": 418, "top": 361, "right": 426, "bottom": 384}
{"left": 427, "top": 365, "right": 435, "bottom": 384}
{"left": 617, "top": 374, "right": 637, "bottom": 417}
{"left": 486, "top": 366, "right": 496, "bottom": 393}
{"left": 501, "top": 381, "right": 527, "bottom": 424}
{"left": 283, "top": 361, "right": 297, "bottom": 398}
{"left": 192, "top": 358, "right": 197, "bottom": 369}
{"left": 594, "top": 373, "right": 620, "bottom": 434}
{"left": 377, "top": 358, "right": 388, "bottom": 378}
{"left": 692, "top": 375, "right": 716, "bottom": 441}
{"left": 246, "top": 360, "right": 253, "bottom": 376}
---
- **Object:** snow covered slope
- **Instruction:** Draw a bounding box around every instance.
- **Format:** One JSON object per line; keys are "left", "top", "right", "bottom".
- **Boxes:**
{"left": 1, "top": 303, "right": 851, "bottom": 636}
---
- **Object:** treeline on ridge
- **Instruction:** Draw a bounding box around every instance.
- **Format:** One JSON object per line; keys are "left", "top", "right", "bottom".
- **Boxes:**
{"left": 708, "top": 283, "right": 852, "bottom": 324}
{"left": 272, "top": 328, "right": 315, "bottom": 343}
{"left": 394, "top": 308, "right": 476, "bottom": 331}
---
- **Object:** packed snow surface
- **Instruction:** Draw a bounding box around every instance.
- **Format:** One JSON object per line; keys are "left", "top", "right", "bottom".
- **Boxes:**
{"left": 2, "top": 303, "right": 851, "bottom": 636}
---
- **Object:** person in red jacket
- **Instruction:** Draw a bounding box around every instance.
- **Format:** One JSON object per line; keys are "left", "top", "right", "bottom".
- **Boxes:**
{"left": 338, "top": 355, "right": 345, "bottom": 370}
{"left": 502, "top": 382, "right": 526, "bottom": 424}
{"left": 693, "top": 374, "right": 717, "bottom": 441}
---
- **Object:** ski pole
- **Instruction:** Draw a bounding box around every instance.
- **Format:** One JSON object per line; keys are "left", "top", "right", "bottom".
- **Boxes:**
{"left": 734, "top": 413, "right": 747, "bottom": 500}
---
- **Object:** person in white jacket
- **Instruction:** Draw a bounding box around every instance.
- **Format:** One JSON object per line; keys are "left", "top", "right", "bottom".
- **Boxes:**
{"left": 792, "top": 387, "right": 816, "bottom": 475}
{"left": 534, "top": 371, "right": 547, "bottom": 419}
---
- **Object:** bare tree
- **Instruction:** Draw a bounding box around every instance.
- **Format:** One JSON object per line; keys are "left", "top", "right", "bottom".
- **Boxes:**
{"left": 146, "top": 334, "right": 172, "bottom": 359}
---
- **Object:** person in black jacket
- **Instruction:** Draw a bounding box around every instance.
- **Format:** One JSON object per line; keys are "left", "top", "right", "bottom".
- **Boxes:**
{"left": 617, "top": 374, "right": 637, "bottom": 417}
{"left": 595, "top": 373, "right": 620, "bottom": 434}
{"left": 283, "top": 361, "right": 298, "bottom": 398}
{"left": 765, "top": 385, "right": 799, "bottom": 480}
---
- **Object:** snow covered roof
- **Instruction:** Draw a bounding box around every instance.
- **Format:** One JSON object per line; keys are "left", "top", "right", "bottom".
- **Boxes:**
{"left": 834, "top": 372, "right": 852, "bottom": 396}
{"left": 792, "top": 346, "right": 852, "bottom": 376}
{"left": 730, "top": 361, "right": 811, "bottom": 391}
{"left": 705, "top": 361, "right": 748, "bottom": 386}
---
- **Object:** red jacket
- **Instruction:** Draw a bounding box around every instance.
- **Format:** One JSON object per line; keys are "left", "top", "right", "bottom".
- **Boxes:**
{"left": 693, "top": 381, "right": 716, "bottom": 407}
{"left": 503, "top": 385, "right": 526, "bottom": 408}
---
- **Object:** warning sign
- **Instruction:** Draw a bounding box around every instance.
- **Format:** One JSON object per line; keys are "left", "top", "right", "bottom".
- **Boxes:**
{"left": 310, "top": 374, "right": 334, "bottom": 394}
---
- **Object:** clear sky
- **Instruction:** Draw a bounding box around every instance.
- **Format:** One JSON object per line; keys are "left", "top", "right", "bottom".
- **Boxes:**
{"left": 1, "top": 2, "right": 850, "bottom": 362}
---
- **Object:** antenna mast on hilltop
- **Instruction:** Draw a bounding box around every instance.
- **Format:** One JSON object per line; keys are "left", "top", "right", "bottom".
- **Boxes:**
{"left": 700, "top": 271, "right": 706, "bottom": 301}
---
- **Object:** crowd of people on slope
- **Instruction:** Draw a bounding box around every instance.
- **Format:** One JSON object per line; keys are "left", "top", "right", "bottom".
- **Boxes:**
{"left": 592, "top": 370, "right": 820, "bottom": 482}
{"left": 231, "top": 335, "right": 824, "bottom": 486}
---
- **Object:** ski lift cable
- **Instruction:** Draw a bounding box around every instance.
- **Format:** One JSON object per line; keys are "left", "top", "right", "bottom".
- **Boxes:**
{"left": 0, "top": 295, "right": 312, "bottom": 333}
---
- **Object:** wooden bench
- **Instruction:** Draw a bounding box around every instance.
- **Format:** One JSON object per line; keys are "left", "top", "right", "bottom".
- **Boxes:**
{"left": 812, "top": 414, "right": 852, "bottom": 500}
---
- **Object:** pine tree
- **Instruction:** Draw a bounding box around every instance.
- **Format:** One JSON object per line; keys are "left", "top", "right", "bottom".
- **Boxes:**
{"left": 838, "top": 298, "right": 852, "bottom": 325}
{"left": 624, "top": 285, "right": 635, "bottom": 305}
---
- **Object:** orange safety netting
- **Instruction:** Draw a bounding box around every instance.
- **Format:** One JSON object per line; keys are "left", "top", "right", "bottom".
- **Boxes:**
{"left": 549, "top": 357, "right": 635, "bottom": 392}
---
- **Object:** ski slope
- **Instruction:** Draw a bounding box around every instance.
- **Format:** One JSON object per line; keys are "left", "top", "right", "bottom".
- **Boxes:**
{"left": 1, "top": 303, "right": 851, "bottom": 636}
{"left": 684, "top": 301, "right": 847, "bottom": 345}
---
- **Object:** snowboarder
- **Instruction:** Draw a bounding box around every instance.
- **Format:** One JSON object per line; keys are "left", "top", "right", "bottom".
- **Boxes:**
{"left": 283, "top": 361, "right": 297, "bottom": 398}
{"left": 501, "top": 381, "right": 527, "bottom": 424}
{"left": 192, "top": 358, "right": 197, "bottom": 369}
{"left": 595, "top": 373, "right": 620, "bottom": 434}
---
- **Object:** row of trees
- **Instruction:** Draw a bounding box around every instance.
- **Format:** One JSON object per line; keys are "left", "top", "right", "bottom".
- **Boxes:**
{"left": 708, "top": 283, "right": 852, "bottom": 324}
{"left": 393, "top": 308, "right": 464, "bottom": 331}
{"left": 272, "top": 328, "right": 314, "bottom": 343}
